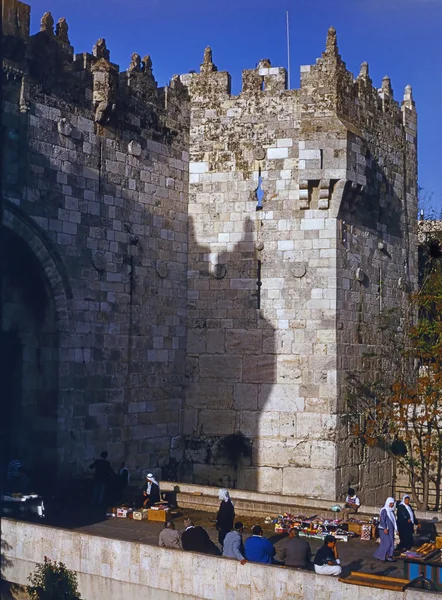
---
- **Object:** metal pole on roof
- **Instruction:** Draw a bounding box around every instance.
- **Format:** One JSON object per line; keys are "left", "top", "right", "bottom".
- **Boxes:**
{"left": 286, "top": 10, "right": 291, "bottom": 90}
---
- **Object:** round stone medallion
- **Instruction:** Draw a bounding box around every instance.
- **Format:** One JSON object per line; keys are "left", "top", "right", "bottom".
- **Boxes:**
{"left": 156, "top": 260, "right": 168, "bottom": 278}
{"left": 213, "top": 264, "right": 227, "bottom": 279}
{"left": 92, "top": 251, "right": 107, "bottom": 272}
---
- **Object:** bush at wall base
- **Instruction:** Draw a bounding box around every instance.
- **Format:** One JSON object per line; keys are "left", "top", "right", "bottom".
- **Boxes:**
{"left": 27, "top": 556, "right": 82, "bottom": 600}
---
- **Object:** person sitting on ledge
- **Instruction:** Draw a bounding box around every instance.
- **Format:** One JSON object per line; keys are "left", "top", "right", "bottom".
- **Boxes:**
{"left": 159, "top": 521, "right": 182, "bottom": 549}
{"left": 314, "top": 535, "right": 342, "bottom": 576}
{"left": 141, "top": 473, "right": 160, "bottom": 507}
{"left": 279, "top": 527, "right": 312, "bottom": 569}
{"left": 181, "top": 518, "right": 221, "bottom": 555}
{"left": 223, "top": 522, "right": 247, "bottom": 565}
{"left": 244, "top": 525, "right": 276, "bottom": 564}
{"left": 341, "top": 487, "right": 361, "bottom": 522}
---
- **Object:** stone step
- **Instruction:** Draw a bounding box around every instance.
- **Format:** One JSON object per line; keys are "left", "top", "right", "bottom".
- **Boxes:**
{"left": 159, "top": 480, "right": 442, "bottom": 523}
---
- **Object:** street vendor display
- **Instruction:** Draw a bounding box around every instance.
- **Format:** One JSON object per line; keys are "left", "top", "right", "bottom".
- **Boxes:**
{"left": 1, "top": 492, "right": 45, "bottom": 518}
{"left": 273, "top": 513, "right": 354, "bottom": 542}
{"left": 272, "top": 512, "right": 378, "bottom": 542}
{"left": 401, "top": 542, "right": 442, "bottom": 590}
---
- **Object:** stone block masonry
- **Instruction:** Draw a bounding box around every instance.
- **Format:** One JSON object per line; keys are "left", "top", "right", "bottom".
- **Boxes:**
{"left": 2, "top": 0, "right": 190, "bottom": 481}
{"left": 2, "top": 1, "right": 417, "bottom": 502}
{"left": 180, "top": 32, "right": 417, "bottom": 501}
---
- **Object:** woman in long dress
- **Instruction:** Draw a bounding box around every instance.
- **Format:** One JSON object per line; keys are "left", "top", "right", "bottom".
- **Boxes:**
{"left": 374, "top": 497, "right": 397, "bottom": 562}
{"left": 397, "top": 494, "right": 418, "bottom": 551}
{"left": 215, "top": 489, "right": 235, "bottom": 548}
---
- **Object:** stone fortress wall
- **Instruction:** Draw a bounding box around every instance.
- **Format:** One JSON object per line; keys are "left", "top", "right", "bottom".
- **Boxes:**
{"left": 1, "top": 0, "right": 418, "bottom": 503}
{"left": 2, "top": 0, "right": 190, "bottom": 480}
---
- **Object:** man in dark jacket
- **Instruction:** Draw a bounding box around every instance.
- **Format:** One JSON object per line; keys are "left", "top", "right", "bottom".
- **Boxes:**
{"left": 89, "top": 451, "right": 114, "bottom": 506}
{"left": 181, "top": 518, "right": 221, "bottom": 555}
{"left": 279, "top": 528, "right": 311, "bottom": 568}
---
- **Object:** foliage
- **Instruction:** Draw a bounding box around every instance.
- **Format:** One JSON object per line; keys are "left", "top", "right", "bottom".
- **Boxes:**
{"left": 27, "top": 557, "right": 82, "bottom": 600}
{"left": 346, "top": 240, "right": 442, "bottom": 510}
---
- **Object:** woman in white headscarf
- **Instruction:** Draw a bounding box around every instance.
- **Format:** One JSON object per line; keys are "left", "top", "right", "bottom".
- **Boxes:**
{"left": 216, "top": 489, "right": 235, "bottom": 549}
{"left": 373, "top": 497, "right": 397, "bottom": 562}
{"left": 397, "top": 494, "right": 418, "bottom": 551}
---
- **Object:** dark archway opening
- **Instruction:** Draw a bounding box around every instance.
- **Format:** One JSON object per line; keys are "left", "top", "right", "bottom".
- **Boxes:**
{"left": 0, "top": 228, "right": 59, "bottom": 492}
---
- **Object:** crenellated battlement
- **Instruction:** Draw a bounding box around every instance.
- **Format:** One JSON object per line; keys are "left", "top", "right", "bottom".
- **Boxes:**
{"left": 2, "top": 0, "right": 415, "bottom": 151}
{"left": 2, "top": 0, "right": 189, "bottom": 146}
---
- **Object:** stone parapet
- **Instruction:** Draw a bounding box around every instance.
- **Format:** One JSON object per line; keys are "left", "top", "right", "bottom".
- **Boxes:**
{"left": 1, "top": 519, "right": 434, "bottom": 600}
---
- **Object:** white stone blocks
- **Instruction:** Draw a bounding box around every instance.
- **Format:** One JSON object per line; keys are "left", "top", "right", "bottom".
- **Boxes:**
{"left": 258, "top": 384, "right": 304, "bottom": 412}
{"left": 282, "top": 466, "right": 336, "bottom": 498}
{"left": 189, "top": 161, "right": 209, "bottom": 174}
{"left": 267, "top": 147, "right": 288, "bottom": 160}
{"left": 276, "top": 138, "right": 293, "bottom": 148}
{"left": 300, "top": 218, "right": 325, "bottom": 230}
{"left": 299, "top": 149, "right": 321, "bottom": 160}
{"left": 277, "top": 240, "right": 294, "bottom": 251}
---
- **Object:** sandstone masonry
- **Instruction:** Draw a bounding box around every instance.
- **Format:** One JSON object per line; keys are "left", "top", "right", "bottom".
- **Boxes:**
{"left": 1, "top": 0, "right": 418, "bottom": 502}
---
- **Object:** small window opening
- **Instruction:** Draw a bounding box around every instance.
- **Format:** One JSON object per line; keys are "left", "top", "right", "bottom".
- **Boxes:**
{"left": 256, "top": 167, "right": 264, "bottom": 211}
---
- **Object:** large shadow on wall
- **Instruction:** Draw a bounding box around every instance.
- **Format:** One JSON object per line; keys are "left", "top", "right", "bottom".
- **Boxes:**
{"left": 336, "top": 162, "right": 409, "bottom": 505}
{"left": 0, "top": 227, "right": 59, "bottom": 491}
{"left": 172, "top": 215, "right": 277, "bottom": 493}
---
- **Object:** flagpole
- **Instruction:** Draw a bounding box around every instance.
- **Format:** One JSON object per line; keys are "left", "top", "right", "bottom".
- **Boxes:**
{"left": 286, "top": 10, "right": 291, "bottom": 90}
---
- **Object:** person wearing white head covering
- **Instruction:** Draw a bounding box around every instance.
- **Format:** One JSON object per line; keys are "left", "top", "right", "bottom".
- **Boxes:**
{"left": 397, "top": 494, "right": 418, "bottom": 551}
{"left": 141, "top": 473, "right": 160, "bottom": 507}
{"left": 373, "top": 497, "right": 397, "bottom": 562}
{"left": 216, "top": 489, "right": 235, "bottom": 548}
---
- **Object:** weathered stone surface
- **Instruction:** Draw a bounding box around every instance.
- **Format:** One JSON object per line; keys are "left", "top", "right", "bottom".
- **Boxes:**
{"left": 199, "top": 355, "right": 242, "bottom": 380}
{"left": 258, "top": 384, "right": 304, "bottom": 412}
{"left": 2, "top": 3, "right": 418, "bottom": 503}
{"left": 242, "top": 356, "right": 275, "bottom": 383}
{"left": 283, "top": 467, "right": 336, "bottom": 499}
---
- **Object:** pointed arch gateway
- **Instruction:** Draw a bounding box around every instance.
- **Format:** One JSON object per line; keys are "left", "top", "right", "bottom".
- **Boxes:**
{"left": 1, "top": 201, "right": 72, "bottom": 488}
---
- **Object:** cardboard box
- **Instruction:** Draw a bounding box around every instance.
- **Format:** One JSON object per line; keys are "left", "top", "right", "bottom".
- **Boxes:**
{"left": 147, "top": 508, "right": 169, "bottom": 523}
{"left": 348, "top": 522, "right": 375, "bottom": 538}
{"left": 133, "top": 509, "right": 149, "bottom": 521}
{"left": 116, "top": 507, "right": 133, "bottom": 518}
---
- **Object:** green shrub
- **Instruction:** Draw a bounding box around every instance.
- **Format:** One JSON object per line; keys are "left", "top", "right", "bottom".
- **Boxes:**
{"left": 27, "top": 556, "right": 82, "bottom": 600}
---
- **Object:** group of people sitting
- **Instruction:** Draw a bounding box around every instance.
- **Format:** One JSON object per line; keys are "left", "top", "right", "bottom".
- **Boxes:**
{"left": 157, "top": 488, "right": 342, "bottom": 576}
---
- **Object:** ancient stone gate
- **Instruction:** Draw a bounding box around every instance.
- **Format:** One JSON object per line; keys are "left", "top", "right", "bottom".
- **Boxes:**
{"left": 1, "top": 0, "right": 417, "bottom": 502}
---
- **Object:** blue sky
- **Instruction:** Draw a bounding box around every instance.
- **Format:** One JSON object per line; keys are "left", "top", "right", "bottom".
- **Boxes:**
{"left": 27, "top": 0, "right": 442, "bottom": 215}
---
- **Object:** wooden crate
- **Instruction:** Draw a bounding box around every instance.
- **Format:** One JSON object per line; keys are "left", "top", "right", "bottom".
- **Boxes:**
{"left": 147, "top": 508, "right": 169, "bottom": 523}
